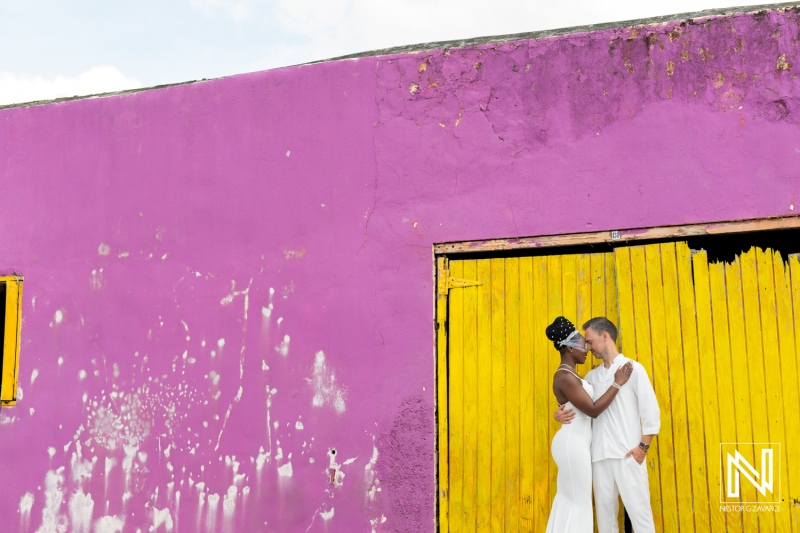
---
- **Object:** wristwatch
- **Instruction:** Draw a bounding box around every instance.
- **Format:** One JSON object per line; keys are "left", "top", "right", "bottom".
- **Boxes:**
{"left": 638, "top": 442, "right": 650, "bottom": 452}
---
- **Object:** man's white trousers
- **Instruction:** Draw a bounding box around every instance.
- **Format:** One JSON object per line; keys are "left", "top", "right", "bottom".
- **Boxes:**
{"left": 592, "top": 457, "right": 656, "bottom": 533}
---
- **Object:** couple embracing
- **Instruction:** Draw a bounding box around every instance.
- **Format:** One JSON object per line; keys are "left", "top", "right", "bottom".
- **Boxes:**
{"left": 544, "top": 316, "right": 660, "bottom": 533}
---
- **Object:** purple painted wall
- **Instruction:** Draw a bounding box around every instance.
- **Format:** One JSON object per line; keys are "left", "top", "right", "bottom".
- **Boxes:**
{"left": 2, "top": 6, "right": 800, "bottom": 532}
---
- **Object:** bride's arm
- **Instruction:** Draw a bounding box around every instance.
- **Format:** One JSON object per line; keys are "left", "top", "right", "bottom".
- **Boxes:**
{"left": 555, "top": 363, "right": 632, "bottom": 418}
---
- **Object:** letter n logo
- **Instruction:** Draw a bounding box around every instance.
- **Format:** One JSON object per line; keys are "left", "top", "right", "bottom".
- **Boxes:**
{"left": 720, "top": 443, "right": 781, "bottom": 504}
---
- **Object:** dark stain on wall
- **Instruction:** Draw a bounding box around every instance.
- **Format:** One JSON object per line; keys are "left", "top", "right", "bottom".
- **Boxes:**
{"left": 376, "top": 8, "right": 800, "bottom": 153}
{"left": 380, "top": 396, "right": 435, "bottom": 532}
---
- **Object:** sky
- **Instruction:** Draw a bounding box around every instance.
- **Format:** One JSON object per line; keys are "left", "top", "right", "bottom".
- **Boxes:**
{"left": 0, "top": 0, "right": 782, "bottom": 106}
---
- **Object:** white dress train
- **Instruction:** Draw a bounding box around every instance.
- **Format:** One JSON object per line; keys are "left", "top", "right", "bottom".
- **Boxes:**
{"left": 545, "top": 378, "right": 594, "bottom": 533}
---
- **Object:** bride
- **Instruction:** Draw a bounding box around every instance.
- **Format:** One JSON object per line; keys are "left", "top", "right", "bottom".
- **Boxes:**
{"left": 544, "top": 316, "right": 632, "bottom": 533}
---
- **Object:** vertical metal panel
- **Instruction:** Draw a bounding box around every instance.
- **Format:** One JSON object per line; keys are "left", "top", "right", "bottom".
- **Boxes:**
{"left": 561, "top": 255, "right": 578, "bottom": 338}
{"left": 788, "top": 255, "right": 800, "bottom": 531}
{"left": 490, "top": 258, "right": 507, "bottom": 531}
{"left": 449, "top": 260, "right": 465, "bottom": 532}
{"left": 545, "top": 255, "right": 562, "bottom": 508}
{"left": 518, "top": 257, "right": 535, "bottom": 530}
{"left": 504, "top": 258, "right": 521, "bottom": 532}
{"left": 531, "top": 256, "right": 550, "bottom": 530}
{"left": 661, "top": 243, "right": 697, "bottom": 532}
{"left": 436, "top": 256, "right": 450, "bottom": 533}
{"left": 708, "top": 260, "right": 744, "bottom": 532}
{"left": 741, "top": 248, "right": 775, "bottom": 531}
{"left": 615, "top": 247, "right": 635, "bottom": 356}
{"left": 476, "top": 259, "right": 493, "bottom": 530}
{"left": 604, "top": 252, "right": 619, "bottom": 339}
{"left": 726, "top": 257, "right": 761, "bottom": 532}
{"left": 462, "top": 259, "right": 479, "bottom": 531}
{"left": 630, "top": 246, "right": 663, "bottom": 530}
{"left": 693, "top": 251, "right": 726, "bottom": 532}
{"left": 645, "top": 245, "right": 677, "bottom": 533}
{"left": 757, "top": 249, "right": 790, "bottom": 533}
{"left": 575, "top": 254, "right": 592, "bottom": 353}
{"left": 676, "top": 242, "right": 711, "bottom": 533}
{"left": 772, "top": 253, "right": 798, "bottom": 533}
{"left": 590, "top": 253, "right": 606, "bottom": 318}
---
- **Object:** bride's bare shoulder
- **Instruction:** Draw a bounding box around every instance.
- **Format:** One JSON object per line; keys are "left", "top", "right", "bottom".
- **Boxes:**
{"left": 553, "top": 369, "right": 580, "bottom": 383}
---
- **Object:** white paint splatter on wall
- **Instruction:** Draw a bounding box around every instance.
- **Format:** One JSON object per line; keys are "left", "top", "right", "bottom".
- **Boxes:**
{"left": 19, "top": 492, "right": 34, "bottom": 532}
{"left": 370, "top": 514, "right": 388, "bottom": 532}
{"left": 365, "top": 444, "right": 380, "bottom": 501}
{"left": 93, "top": 514, "right": 124, "bottom": 533}
{"left": 207, "top": 493, "right": 220, "bottom": 533}
{"left": 89, "top": 391, "right": 152, "bottom": 450}
{"left": 277, "top": 461, "right": 293, "bottom": 477}
{"left": 68, "top": 490, "right": 94, "bottom": 533}
{"left": 305, "top": 505, "right": 334, "bottom": 532}
{"left": 152, "top": 507, "right": 174, "bottom": 532}
{"left": 311, "top": 351, "right": 346, "bottom": 414}
{"left": 90, "top": 269, "right": 104, "bottom": 291}
{"left": 256, "top": 447, "right": 269, "bottom": 470}
{"left": 19, "top": 265, "right": 359, "bottom": 533}
{"left": 35, "top": 468, "right": 67, "bottom": 533}
{"left": 275, "top": 335, "right": 290, "bottom": 357}
{"left": 222, "top": 485, "right": 237, "bottom": 533}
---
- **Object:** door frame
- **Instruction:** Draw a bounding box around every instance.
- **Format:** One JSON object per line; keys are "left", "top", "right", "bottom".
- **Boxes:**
{"left": 433, "top": 214, "right": 800, "bottom": 532}
{"left": 434, "top": 215, "right": 800, "bottom": 255}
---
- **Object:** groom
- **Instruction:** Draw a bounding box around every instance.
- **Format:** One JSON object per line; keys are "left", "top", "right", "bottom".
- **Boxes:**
{"left": 554, "top": 317, "right": 660, "bottom": 533}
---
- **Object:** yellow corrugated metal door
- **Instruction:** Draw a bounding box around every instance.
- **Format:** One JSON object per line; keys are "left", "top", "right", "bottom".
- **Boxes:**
{"left": 616, "top": 242, "right": 800, "bottom": 532}
{"left": 439, "top": 253, "right": 618, "bottom": 532}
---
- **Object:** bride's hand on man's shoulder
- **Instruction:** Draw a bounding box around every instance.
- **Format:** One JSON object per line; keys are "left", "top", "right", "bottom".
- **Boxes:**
{"left": 614, "top": 362, "right": 633, "bottom": 386}
{"left": 553, "top": 404, "right": 575, "bottom": 424}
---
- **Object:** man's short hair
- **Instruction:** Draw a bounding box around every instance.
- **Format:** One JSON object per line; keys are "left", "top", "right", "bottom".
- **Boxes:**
{"left": 583, "top": 317, "right": 618, "bottom": 342}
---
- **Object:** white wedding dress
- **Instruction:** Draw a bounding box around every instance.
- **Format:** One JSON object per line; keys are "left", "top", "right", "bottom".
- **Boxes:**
{"left": 545, "top": 378, "right": 594, "bottom": 533}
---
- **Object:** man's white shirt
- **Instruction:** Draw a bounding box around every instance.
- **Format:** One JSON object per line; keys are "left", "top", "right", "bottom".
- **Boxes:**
{"left": 584, "top": 354, "right": 660, "bottom": 462}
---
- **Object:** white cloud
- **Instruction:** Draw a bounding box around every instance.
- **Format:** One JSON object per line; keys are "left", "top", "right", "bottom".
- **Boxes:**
{"left": 0, "top": 66, "right": 142, "bottom": 106}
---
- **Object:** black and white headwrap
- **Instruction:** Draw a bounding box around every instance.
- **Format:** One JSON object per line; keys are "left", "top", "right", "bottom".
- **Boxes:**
{"left": 545, "top": 316, "right": 583, "bottom": 350}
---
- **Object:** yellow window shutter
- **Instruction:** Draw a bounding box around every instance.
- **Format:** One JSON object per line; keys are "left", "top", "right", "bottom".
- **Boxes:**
{"left": 1, "top": 276, "right": 23, "bottom": 407}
